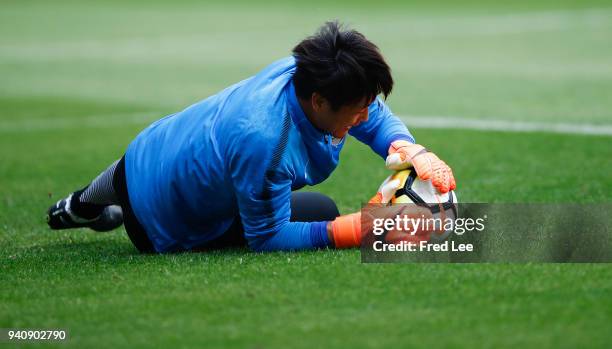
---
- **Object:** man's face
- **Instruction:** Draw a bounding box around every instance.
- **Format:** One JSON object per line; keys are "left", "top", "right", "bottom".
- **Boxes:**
{"left": 311, "top": 93, "right": 371, "bottom": 139}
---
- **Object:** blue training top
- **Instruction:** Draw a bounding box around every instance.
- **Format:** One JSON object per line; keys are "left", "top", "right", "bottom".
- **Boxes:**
{"left": 125, "top": 56, "right": 415, "bottom": 252}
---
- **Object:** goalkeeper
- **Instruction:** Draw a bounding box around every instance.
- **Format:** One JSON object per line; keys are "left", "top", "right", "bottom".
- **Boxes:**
{"left": 46, "top": 21, "right": 455, "bottom": 253}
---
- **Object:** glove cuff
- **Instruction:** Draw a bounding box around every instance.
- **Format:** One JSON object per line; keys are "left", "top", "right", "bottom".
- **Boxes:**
{"left": 331, "top": 212, "right": 362, "bottom": 248}
{"left": 388, "top": 140, "right": 413, "bottom": 155}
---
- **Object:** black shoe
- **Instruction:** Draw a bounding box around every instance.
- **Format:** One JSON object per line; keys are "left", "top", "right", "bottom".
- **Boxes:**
{"left": 46, "top": 194, "right": 124, "bottom": 232}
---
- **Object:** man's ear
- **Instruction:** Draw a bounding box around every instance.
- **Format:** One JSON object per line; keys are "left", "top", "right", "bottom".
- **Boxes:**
{"left": 311, "top": 92, "right": 327, "bottom": 112}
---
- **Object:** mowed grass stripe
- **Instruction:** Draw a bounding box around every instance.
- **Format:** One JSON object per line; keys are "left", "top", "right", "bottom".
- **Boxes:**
{"left": 2, "top": 112, "right": 611, "bottom": 136}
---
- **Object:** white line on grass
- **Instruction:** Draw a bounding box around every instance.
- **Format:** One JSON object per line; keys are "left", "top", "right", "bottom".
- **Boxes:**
{"left": 399, "top": 115, "right": 612, "bottom": 136}
{"left": 1, "top": 112, "right": 611, "bottom": 136}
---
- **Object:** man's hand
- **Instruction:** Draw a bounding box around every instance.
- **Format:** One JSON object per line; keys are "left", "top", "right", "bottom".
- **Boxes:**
{"left": 385, "top": 140, "right": 456, "bottom": 193}
{"left": 368, "top": 175, "right": 401, "bottom": 205}
{"left": 328, "top": 176, "right": 403, "bottom": 248}
{"left": 383, "top": 206, "right": 438, "bottom": 244}
{"left": 328, "top": 178, "right": 438, "bottom": 248}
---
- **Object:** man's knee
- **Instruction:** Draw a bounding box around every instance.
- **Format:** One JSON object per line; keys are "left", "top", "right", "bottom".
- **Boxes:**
{"left": 290, "top": 191, "right": 339, "bottom": 222}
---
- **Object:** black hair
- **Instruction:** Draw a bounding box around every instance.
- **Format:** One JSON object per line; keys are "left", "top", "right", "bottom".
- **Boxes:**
{"left": 292, "top": 21, "right": 393, "bottom": 111}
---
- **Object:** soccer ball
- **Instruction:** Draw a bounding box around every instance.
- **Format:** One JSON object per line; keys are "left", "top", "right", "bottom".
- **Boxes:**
{"left": 384, "top": 168, "right": 458, "bottom": 242}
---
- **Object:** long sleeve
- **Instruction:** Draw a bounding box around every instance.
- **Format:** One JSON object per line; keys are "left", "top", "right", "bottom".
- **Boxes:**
{"left": 228, "top": 130, "right": 330, "bottom": 252}
{"left": 349, "top": 97, "right": 415, "bottom": 158}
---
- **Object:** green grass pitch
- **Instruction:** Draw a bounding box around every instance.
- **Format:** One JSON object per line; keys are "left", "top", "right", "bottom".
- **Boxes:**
{"left": 1, "top": 0, "right": 611, "bottom": 348}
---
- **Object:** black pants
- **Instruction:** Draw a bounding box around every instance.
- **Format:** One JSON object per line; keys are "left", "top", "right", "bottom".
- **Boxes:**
{"left": 113, "top": 157, "right": 339, "bottom": 253}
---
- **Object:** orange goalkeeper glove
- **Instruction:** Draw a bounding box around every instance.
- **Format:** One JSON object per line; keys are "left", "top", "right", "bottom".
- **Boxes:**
{"left": 330, "top": 176, "right": 401, "bottom": 248}
{"left": 385, "top": 140, "right": 456, "bottom": 193}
